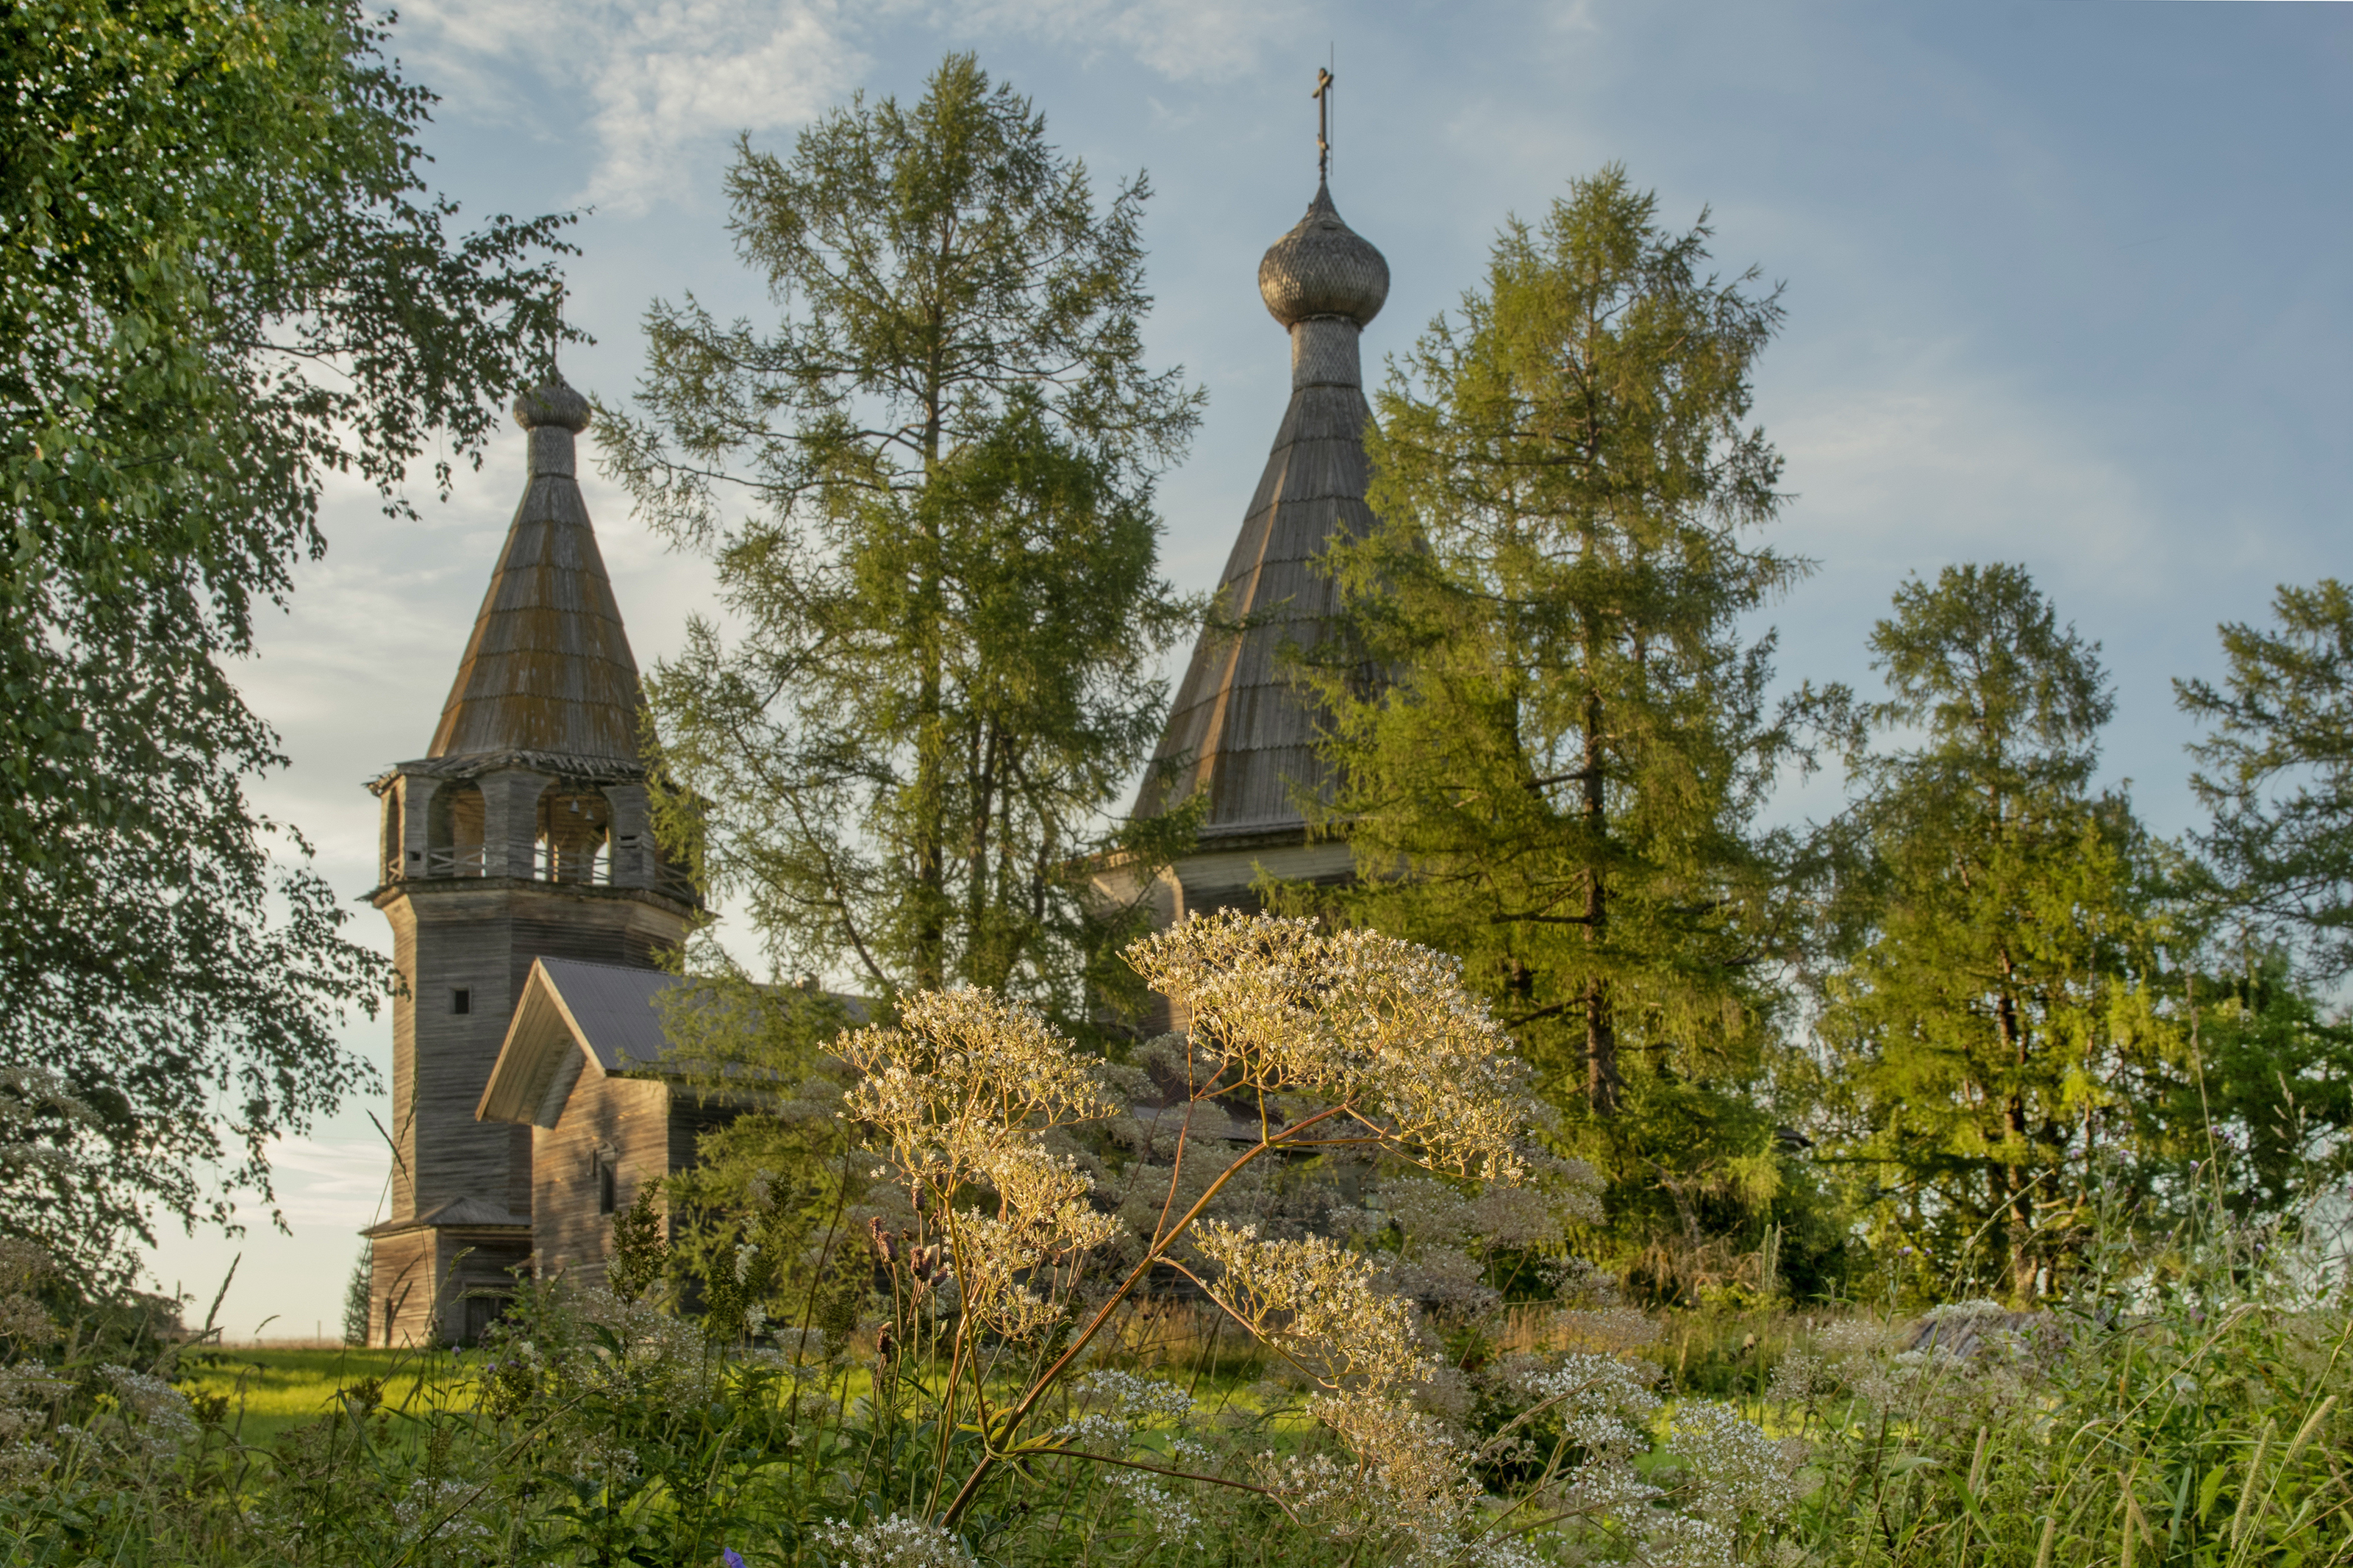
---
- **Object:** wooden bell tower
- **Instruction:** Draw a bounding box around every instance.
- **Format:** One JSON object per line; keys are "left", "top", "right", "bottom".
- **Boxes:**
{"left": 361, "top": 377, "right": 696, "bottom": 1346}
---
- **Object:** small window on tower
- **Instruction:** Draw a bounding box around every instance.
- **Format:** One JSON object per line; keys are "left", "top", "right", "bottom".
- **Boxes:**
{"left": 595, "top": 1155, "right": 618, "bottom": 1216}
{"left": 451, "top": 988, "right": 471, "bottom": 1015}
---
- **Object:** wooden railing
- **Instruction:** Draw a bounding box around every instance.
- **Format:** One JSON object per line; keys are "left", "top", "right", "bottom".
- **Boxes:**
{"left": 405, "top": 841, "right": 690, "bottom": 899}
{"left": 538, "top": 842, "right": 613, "bottom": 886}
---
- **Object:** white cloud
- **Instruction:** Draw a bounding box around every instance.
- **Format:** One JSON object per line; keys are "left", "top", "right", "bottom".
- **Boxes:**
{"left": 398, "top": 0, "right": 867, "bottom": 212}
{"left": 1770, "top": 359, "right": 2165, "bottom": 599}
{"left": 257, "top": 1136, "right": 394, "bottom": 1230}
{"left": 393, "top": 0, "right": 1309, "bottom": 215}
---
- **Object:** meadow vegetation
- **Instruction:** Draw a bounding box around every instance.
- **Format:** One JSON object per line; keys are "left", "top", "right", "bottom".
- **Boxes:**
{"left": 4, "top": 915, "right": 2349, "bottom": 1566}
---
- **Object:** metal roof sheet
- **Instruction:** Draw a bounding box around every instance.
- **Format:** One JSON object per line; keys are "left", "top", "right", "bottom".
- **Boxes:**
{"left": 534, "top": 956, "right": 675, "bottom": 1070}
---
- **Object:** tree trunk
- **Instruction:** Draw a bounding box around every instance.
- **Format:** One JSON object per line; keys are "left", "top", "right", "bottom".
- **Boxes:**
{"left": 1582, "top": 689, "right": 1621, "bottom": 1114}
{"left": 2006, "top": 1087, "right": 2034, "bottom": 1300}
{"left": 913, "top": 346, "right": 948, "bottom": 990}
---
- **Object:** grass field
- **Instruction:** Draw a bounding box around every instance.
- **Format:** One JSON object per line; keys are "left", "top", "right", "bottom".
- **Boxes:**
{"left": 172, "top": 1346, "right": 482, "bottom": 1447}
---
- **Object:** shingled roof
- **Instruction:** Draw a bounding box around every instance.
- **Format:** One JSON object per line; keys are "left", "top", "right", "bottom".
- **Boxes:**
{"left": 1133, "top": 182, "right": 1388, "bottom": 843}
{"left": 428, "top": 377, "right": 648, "bottom": 765}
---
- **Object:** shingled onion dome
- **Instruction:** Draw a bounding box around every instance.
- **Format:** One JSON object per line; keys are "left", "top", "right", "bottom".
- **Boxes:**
{"left": 514, "top": 375, "right": 590, "bottom": 434}
{"left": 1257, "top": 180, "right": 1390, "bottom": 329}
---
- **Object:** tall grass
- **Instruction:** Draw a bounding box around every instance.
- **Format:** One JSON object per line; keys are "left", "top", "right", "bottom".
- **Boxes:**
{"left": 1, "top": 923, "right": 2345, "bottom": 1564}
{"left": 2, "top": 1198, "right": 2346, "bottom": 1565}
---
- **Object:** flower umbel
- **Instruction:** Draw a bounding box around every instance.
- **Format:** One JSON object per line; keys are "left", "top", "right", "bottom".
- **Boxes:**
{"left": 1191, "top": 1221, "right": 1434, "bottom": 1394}
{"left": 1125, "top": 911, "right": 1536, "bottom": 1182}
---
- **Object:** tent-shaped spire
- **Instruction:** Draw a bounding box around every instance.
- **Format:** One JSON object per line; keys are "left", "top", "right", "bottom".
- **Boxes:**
{"left": 428, "top": 377, "right": 647, "bottom": 764}
{"left": 1132, "top": 181, "right": 1390, "bottom": 842}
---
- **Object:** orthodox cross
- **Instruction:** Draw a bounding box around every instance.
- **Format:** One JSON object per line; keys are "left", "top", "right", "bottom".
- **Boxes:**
{"left": 1312, "top": 67, "right": 1334, "bottom": 181}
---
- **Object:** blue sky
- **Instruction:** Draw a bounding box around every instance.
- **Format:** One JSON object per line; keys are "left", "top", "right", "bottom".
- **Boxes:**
{"left": 146, "top": 0, "right": 2353, "bottom": 1337}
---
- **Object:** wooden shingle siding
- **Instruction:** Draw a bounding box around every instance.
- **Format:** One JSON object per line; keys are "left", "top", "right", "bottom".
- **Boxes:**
{"left": 1132, "top": 185, "right": 1388, "bottom": 867}
{"left": 429, "top": 390, "right": 647, "bottom": 765}
{"left": 1135, "top": 379, "right": 1377, "bottom": 842}
{"left": 1104, "top": 187, "right": 1387, "bottom": 1033}
{"left": 382, "top": 881, "right": 689, "bottom": 1225}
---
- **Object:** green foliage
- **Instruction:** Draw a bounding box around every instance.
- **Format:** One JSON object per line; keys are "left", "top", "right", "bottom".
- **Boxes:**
{"left": 2169, "top": 959, "right": 2353, "bottom": 1221}
{"left": 1813, "top": 565, "right": 2187, "bottom": 1302}
{"left": 649, "top": 964, "right": 872, "bottom": 1343}
{"left": 1304, "top": 165, "right": 1807, "bottom": 1109}
{"left": 607, "top": 1186, "right": 670, "bottom": 1307}
{"left": 0, "top": 0, "right": 576, "bottom": 1276}
{"left": 1284, "top": 165, "right": 1835, "bottom": 1293}
{"left": 1769, "top": 1194, "right": 2353, "bottom": 1568}
{"left": 601, "top": 53, "right": 1202, "bottom": 1020}
{"left": 4, "top": 1031, "right": 2346, "bottom": 1567}
{"left": 2179, "top": 578, "right": 2353, "bottom": 981}
{"left": 343, "top": 1246, "right": 371, "bottom": 1349}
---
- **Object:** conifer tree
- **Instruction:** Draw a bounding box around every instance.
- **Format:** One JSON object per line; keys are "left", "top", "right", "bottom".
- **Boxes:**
{"left": 1815, "top": 565, "right": 2179, "bottom": 1300}
{"left": 601, "top": 56, "right": 1200, "bottom": 1020}
{"left": 2178, "top": 580, "right": 2353, "bottom": 978}
{"left": 1299, "top": 169, "right": 1812, "bottom": 1123}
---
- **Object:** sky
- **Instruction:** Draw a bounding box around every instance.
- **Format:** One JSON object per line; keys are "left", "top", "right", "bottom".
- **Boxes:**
{"left": 142, "top": 0, "right": 2353, "bottom": 1338}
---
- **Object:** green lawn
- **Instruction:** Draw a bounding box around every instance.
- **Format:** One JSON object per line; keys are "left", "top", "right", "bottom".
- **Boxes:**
{"left": 173, "top": 1346, "right": 482, "bottom": 1447}
{"left": 167, "top": 1342, "right": 1280, "bottom": 1451}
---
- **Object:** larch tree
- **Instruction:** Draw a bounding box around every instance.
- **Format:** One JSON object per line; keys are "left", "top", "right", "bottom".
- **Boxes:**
{"left": 1815, "top": 564, "right": 2181, "bottom": 1301}
{"left": 2178, "top": 580, "right": 2353, "bottom": 979}
{"left": 599, "top": 54, "right": 1201, "bottom": 1023}
{"left": 1285, "top": 168, "right": 1836, "bottom": 1294}
{"left": 0, "top": 0, "right": 574, "bottom": 1279}
{"left": 1299, "top": 168, "right": 1812, "bottom": 1117}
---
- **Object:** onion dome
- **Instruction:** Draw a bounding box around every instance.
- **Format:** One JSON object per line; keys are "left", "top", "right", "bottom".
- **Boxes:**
{"left": 1257, "top": 181, "right": 1390, "bottom": 329}
{"left": 513, "top": 375, "right": 590, "bottom": 432}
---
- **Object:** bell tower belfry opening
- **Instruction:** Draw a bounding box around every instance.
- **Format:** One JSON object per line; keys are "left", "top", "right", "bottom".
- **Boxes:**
{"left": 361, "top": 376, "right": 697, "bottom": 1346}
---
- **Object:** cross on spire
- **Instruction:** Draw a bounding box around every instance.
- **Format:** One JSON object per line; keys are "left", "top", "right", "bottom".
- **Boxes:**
{"left": 1312, "top": 66, "right": 1334, "bottom": 181}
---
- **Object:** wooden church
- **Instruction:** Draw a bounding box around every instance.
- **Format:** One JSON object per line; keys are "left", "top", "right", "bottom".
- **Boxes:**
{"left": 361, "top": 141, "right": 1392, "bottom": 1344}
{"left": 359, "top": 377, "right": 710, "bottom": 1346}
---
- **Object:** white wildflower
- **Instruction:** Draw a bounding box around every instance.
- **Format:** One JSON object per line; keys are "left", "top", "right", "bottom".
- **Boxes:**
{"left": 1193, "top": 1221, "right": 1435, "bottom": 1393}
{"left": 1382, "top": 1177, "right": 1477, "bottom": 1250}
{"left": 1814, "top": 1316, "right": 1904, "bottom": 1358}
{"left": 1313, "top": 1392, "right": 1480, "bottom": 1525}
{"left": 1543, "top": 1256, "right": 1625, "bottom": 1307}
{"left": 97, "top": 1364, "right": 196, "bottom": 1458}
{"left": 1125, "top": 912, "right": 1537, "bottom": 1184}
{"left": 1552, "top": 1305, "right": 1664, "bottom": 1354}
{"left": 1665, "top": 1400, "right": 1800, "bottom": 1526}
{"left": 1500, "top": 1350, "right": 1663, "bottom": 1469}
{"left": 840, "top": 991, "right": 1119, "bottom": 1177}
{"left": 815, "top": 1513, "right": 974, "bottom": 1567}
{"left": 1074, "top": 1369, "right": 1194, "bottom": 1426}
{"left": 1381, "top": 1244, "right": 1499, "bottom": 1315}
{"left": 1468, "top": 1180, "right": 1584, "bottom": 1247}
{"left": 0, "top": 1360, "right": 63, "bottom": 1487}
{"left": 393, "top": 1477, "right": 490, "bottom": 1546}
{"left": 1106, "top": 1468, "right": 1202, "bottom": 1546}
{"left": 1766, "top": 1349, "right": 1822, "bottom": 1406}
{"left": 1635, "top": 1509, "right": 1743, "bottom": 1568}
